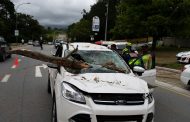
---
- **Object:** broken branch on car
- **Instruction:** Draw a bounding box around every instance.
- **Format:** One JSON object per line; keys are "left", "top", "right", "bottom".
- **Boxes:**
{"left": 8, "top": 49, "right": 89, "bottom": 69}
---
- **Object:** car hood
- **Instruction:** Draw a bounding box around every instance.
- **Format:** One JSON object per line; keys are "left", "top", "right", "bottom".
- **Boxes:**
{"left": 63, "top": 73, "right": 149, "bottom": 94}
{"left": 176, "top": 51, "right": 190, "bottom": 57}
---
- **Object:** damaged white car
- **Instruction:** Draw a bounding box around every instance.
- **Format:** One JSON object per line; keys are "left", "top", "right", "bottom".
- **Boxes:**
{"left": 48, "top": 43, "right": 155, "bottom": 122}
{"left": 176, "top": 51, "right": 190, "bottom": 63}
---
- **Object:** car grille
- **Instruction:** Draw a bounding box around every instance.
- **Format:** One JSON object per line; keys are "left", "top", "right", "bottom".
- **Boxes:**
{"left": 96, "top": 115, "right": 143, "bottom": 122}
{"left": 182, "top": 57, "right": 186, "bottom": 61}
{"left": 176, "top": 57, "right": 181, "bottom": 60}
{"left": 90, "top": 93, "right": 145, "bottom": 105}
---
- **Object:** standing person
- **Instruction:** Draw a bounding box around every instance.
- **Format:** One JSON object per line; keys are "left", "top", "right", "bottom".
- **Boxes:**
{"left": 39, "top": 40, "right": 43, "bottom": 50}
{"left": 122, "top": 42, "right": 133, "bottom": 64}
{"left": 110, "top": 44, "right": 117, "bottom": 51}
{"left": 21, "top": 39, "right": 24, "bottom": 45}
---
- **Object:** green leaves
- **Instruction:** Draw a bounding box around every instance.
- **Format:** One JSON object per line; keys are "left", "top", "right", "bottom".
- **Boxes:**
{"left": 112, "top": 0, "right": 190, "bottom": 39}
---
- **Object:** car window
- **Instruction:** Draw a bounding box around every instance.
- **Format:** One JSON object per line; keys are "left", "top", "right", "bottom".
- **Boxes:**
{"left": 117, "top": 44, "right": 126, "bottom": 50}
{"left": 64, "top": 50, "right": 131, "bottom": 74}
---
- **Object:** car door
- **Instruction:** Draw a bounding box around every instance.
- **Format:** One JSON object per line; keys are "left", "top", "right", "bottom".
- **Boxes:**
{"left": 136, "top": 53, "right": 156, "bottom": 86}
{"left": 49, "top": 44, "right": 64, "bottom": 95}
{"left": 139, "top": 68, "right": 156, "bottom": 86}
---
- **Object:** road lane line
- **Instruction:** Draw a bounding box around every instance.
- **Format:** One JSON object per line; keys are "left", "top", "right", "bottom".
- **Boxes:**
{"left": 35, "top": 66, "right": 42, "bottom": 77}
{"left": 11, "top": 65, "right": 17, "bottom": 69}
{"left": 1, "top": 74, "right": 11, "bottom": 82}
{"left": 156, "top": 80, "right": 190, "bottom": 99}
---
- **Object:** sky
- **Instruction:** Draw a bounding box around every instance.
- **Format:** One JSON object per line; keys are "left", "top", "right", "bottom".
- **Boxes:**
{"left": 11, "top": 0, "right": 96, "bottom": 27}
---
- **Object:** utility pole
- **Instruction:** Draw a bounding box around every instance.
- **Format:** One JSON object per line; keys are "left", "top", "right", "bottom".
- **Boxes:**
{"left": 15, "top": 2, "right": 30, "bottom": 43}
{"left": 104, "top": 0, "right": 109, "bottom": 41}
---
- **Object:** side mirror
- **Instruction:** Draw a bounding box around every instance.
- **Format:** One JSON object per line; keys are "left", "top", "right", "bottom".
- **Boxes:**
{"left": 133, "top": 66, "right": 145, "bottom": 76}
{"left": 47, "top": 63, "right": 58, "bottom": 69}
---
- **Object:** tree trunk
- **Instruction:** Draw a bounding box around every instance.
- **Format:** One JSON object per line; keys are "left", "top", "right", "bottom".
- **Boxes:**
{"left": 8, "top": 49, "right": 89, "bottom": 69}
{"left": 151, "top": 36, "right": 158, "bottom": 69}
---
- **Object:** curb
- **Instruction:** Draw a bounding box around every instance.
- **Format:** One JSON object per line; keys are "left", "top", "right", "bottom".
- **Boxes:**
{"left": 156, "top": 66, "right": 181, "bottom": 73}
{"left": 155, "top": 80, "right": 190, "bottom": 98}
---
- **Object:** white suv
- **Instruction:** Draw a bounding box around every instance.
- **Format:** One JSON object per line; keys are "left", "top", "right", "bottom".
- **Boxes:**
{"left": 48, "top": 43, "right": 155, "bottom": 122}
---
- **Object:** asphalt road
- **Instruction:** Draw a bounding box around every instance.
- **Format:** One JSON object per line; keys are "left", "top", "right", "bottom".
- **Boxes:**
{"left": 0, "top": 44, "right": 190, "bottom": 122}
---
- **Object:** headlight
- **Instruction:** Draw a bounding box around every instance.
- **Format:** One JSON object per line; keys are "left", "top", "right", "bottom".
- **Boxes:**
{"left": 61, "top": 82, "right": 86, "bottom": 104}
{"left": 145, "top": 93, "right": 153, "bottom": 104}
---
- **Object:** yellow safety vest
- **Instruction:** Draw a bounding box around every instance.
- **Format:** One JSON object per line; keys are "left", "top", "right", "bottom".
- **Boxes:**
{"left": 128, "top": 54, "right": 152, "bottom": 69}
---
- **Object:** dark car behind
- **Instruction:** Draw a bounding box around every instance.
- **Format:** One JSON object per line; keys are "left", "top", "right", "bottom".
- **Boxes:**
{"left": 0, "top": 36, "right": 11, "bottom": 62}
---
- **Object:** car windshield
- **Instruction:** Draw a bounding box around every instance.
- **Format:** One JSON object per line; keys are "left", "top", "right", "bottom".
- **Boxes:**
{"left": 65, "top": 50, "right": 131, "bottom": 74}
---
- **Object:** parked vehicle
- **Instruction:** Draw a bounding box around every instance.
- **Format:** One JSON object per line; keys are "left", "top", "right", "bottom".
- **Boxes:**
{"left": 180, "top": 64, "right": 190, "bottom": 85}
{"left": 176, "top": 51, "right": 190, "bottom": 64}
{"left": 33, "top": 40, "right": 40, "bottom": 46}
{"left": 54, "top": 39, "right": 66, "bottom": 48}
{"left": 28, "top": 40, "right": 33, "bottom": 45}
{"left": 48, "top": 43, "right": 155, "bottom": 122}
{"left": 0, "top": 36, "right": 11, "bottom": 62}
{"left": 48, "top": 41, "right": 53, "bottom": 45}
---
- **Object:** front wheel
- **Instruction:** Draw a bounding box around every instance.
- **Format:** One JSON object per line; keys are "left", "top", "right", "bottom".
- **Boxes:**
{"left": 48, "top": 73, "right": 51, "bottom": 94}
{"left": 52, "top": 97, "right": 57, "bottom": 122}
{"left": 7, "top": 54, "right": 11, "bottom": 58}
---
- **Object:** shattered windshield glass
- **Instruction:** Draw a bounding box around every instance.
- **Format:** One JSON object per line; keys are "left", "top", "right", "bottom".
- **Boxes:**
{"left": 65, "top": 50, "right": 131, "bottom": 74}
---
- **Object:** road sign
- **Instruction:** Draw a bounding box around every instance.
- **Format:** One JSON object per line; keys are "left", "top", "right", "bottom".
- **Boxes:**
{"left": 92, "top": 16, "right": 100, "bottom": 32}
{"left": 15, "top": 30, "right": 19, "bottom": 36}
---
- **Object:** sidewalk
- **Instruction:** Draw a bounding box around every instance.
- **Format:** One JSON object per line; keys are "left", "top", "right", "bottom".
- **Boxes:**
{"left": 11, "top": 43, "right": 26, "bottom": 49}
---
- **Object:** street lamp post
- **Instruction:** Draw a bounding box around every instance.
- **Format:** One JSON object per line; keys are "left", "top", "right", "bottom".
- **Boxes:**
{"left": 104, "top": 0, "right": 109, "bottom": 41}
{"left": 15, "top": 2, "right": 30, "bottom": 43}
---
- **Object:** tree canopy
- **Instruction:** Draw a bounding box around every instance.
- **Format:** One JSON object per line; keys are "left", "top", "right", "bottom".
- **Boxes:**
{"left": 112, "top": 0, "right": 190, "bottom": 39}
{"left": 67, "top": 0, "right": 190, "bottom": 42}
{"left": 0, "top": 0, "right": 46, "bottom": 43}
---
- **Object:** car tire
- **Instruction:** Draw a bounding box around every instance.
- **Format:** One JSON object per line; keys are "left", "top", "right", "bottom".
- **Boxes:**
{"left": 7, "top": 54, "right": 11, "bottom": 58}
{"left": 48, "top": 74, "right": 51, "bottom": 94}
{"left": 0, "top": 54, "right": 6, "bottom": 62}
{"left": 52, "top": 96, "right": 57, "bottom": 122}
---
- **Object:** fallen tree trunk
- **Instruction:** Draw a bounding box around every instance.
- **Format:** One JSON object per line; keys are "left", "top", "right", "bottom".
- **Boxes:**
{"left": 8, "top": 49, "right": 89, "bottom": 69}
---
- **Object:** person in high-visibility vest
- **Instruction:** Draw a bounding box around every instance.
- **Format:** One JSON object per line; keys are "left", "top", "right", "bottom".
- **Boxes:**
{"left": 122, "top": 42, "right": 133, "bottom": 64}
{"left": 128, "top": 54, "right": 152, "bottom": 69}
{"left": 128, "top": 44, "right": 152, "bottom": 70}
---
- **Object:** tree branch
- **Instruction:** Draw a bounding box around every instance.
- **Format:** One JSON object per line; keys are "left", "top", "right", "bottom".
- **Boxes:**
{"left": 8, "top": 49, "right": 89, "bottom": 69}
{"left": 65, "top": 45, "right": 78, "bottom": 59}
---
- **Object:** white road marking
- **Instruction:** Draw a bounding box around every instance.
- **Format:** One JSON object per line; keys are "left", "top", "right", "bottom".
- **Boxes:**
{"left": 1, "top": 74, "right": 11, "bottom": 82}
{"left": 11, "top": 65, "right": 17, "bottom": 69}
{"left": 18, "top": 59, "right": 21, "bottom": 62}
{"left": 35, "top": 64, "right": 47, "bottom": 78}
{"left": 22, "top": 56, "right": 25, "bottom": 57}
{"left": 35, "top": 66, "right": 42, "bottom": 77}
{"left": 42, "top": 64, "right": 47, "bottom": 69}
